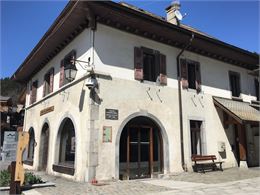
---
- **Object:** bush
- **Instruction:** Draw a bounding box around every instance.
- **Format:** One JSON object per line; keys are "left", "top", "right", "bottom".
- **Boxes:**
{"left": 0, "top": 170, "right": 43, "bottom": 187}
{"left": 0, "top": 170, "right": 11, "bottom": 187}
{"left": 24, "top": 172, "right": 44, "bottom": 185}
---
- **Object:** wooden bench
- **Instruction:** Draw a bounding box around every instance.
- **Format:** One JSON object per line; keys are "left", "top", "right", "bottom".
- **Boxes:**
{"left": 191, "top": 155, "right": 223, "bottom": 173}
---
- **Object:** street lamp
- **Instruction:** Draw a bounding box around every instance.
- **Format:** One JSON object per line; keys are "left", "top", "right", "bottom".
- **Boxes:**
{"left": 64, "top": 62, "right": 78, "bottom": 82}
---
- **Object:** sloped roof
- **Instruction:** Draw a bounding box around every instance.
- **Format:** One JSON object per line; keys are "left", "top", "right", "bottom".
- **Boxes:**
{"left": 213, "top": 96, "right": 260, "bottom": 123}
{"left": 12, "top": 0, "right": 259, "bottom": 82}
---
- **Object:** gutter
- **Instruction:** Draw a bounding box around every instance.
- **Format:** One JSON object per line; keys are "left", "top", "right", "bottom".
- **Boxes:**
{"left": 177, "top": 33, "right": 194, "bottom": 171}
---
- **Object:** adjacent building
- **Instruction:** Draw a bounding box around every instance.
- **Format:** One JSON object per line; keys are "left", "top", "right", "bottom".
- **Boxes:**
{"left": 12, "top": 1, "right": 259, "bottom": 182}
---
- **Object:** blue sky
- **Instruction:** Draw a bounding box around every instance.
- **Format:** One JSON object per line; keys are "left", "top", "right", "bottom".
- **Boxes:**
{"left": 1, "top": 0, "right": 259, "bottom": 79}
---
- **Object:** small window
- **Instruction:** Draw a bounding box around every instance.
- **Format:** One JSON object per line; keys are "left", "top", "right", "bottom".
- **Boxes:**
{"left": 30, "top": 80, "right": 38, "bottom": 104}
{"left": 143, "top": 52, "right": 157, "bottom": 82}
{"left": 229, "top": 71, "right": 241, "bottom": 97}
{"left": 43, "top": 68, "right": 54, "bottom": 97}
{"left": 134, "top": 47, "right": 167, "bottom": 85}
{"left": 180, "top": 59, "right": 201, "bottom": 92}
{"left": 190, "top": 120, "right": 202, "bottom": 155}
{"left": 255, "top": 79, "right": 259, "bottom": 101}
{"left": 187, "top": 62, "right": 196, "bottom": 89}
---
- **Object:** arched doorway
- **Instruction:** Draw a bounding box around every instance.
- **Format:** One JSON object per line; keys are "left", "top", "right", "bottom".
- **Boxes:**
{"left": 119, "top": 116, "right": 163, "bottom": 180}
{"left": 57, "top": 118, "right": 75, "bottom": 167}
{"left": 52, "top": 117, "right": 76, "bottom": 175}
{"left": 39, "top": 123, "right": 49, "bottom": 171}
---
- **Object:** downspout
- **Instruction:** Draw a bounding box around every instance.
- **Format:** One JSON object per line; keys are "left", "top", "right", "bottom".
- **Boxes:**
{"left": 177, "top": 33, "right": 194, "bottom": 171}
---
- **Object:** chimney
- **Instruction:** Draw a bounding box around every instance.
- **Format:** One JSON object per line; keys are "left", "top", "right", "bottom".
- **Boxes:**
{"left": 166, "top": 0, "right": 181, "bottom": 25}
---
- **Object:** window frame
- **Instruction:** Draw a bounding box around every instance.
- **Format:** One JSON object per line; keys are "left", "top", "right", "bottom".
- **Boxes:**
{"left": 43, "top": 68, "right": 54, "bottom": 97}
{"left": 229, "top": 71, "right": 241, "bottom": 98}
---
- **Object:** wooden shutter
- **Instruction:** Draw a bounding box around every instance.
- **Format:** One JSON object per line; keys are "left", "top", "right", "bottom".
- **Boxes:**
{"left": 31, "top": 80, "right": 38, "bottom": 104}
{"left": 195, "top": 62, "right": 201, "bottom": 93}
{"left": 30, "top": 82, "right": 33, "bottom": 105}
{"left": 42, "top": 76, "right": 46, "bottom": 97}
{"left": 159, "top": 53, "right": 167, "bottom": 85}
{"left": 180, "top": 59, "right": 188, "bottom": 89}
{"left": 59, "top": 60, "right": 64, "bottom": 87}
{"left": 134, "top": 47, "right": 143, "bottom": 81}
{"left": 49, "top": 68, "right": 54, "bottom": 93}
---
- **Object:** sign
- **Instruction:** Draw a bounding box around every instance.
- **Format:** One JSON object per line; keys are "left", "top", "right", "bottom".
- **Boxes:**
{"left": 2, "top": 131, "right": 18, "bottom": 161}
{"left": 40, "top": 106, "right": 54, "bottom": 116}
{"left": 103, "top": 126, "right": 112, "bottom": 142}
{"left": 105, "top": 109, "right": 118, "bottom": 120}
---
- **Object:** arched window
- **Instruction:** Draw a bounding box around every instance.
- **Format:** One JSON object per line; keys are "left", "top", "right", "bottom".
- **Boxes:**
{"left": 59, "top": 118, "right": 75, "bottom": 165}
{"left": 25, "top": 128, "right": 35, "bottom": 165}
{"left": 53, "top": 118, "right": 76, "bottom": 175}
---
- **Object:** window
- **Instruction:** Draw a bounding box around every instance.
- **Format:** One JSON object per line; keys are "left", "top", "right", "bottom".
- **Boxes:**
{"left": 229, "top": 71, "right": 241, "bottom": 97}
{"left": 27, "top": 128, "right": 35, "bottom": 161}
{"left": 43, "top": 68, "right": 54, "bottom": 97}
{"left": 59, "top": 50, "right": 76, "bottom": 87}
{"left": 255, "top": 79, "right": 259, "bottom": 101}
{"left": 190, "top": 120, "right": 202, "bottom": 155}
{"left": 134, "top": 47, "right": 167, "bottom": 85}
{"left": 58, "top": 118, "right": 75, "bottom": 167}
{"left": 30, "top": 80, "right": 38, "bottom": 104}
{"left": 180, "top": 59, "right": 201, "bottom": 92}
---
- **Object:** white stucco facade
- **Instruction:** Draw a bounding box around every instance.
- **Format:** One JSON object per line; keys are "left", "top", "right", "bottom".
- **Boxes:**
{"left": 22, "top": 21, "right": 259, "bottom": 182}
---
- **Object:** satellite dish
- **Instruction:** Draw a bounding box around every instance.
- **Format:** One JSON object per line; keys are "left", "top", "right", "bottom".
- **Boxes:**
{"left": 174, "top": 10, "right": 183, "bottom": 21}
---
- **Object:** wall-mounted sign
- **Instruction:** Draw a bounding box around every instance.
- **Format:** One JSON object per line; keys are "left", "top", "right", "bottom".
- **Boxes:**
{"left": 103, "top": 126, "right": 112, "bottom": 143}
{"left": 40, "top": 106, "right": 54, "bottom": 116}
{"left": 105, "top": 109, "right": 118, "bottom": 120}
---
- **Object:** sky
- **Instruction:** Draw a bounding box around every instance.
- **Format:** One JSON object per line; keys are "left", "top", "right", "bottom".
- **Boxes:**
{"left": 1, "top": 0, "right": 259, "bottom": 79}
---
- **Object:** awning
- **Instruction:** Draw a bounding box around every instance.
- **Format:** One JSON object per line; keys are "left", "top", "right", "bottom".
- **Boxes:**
{"left": 213, "top": 97, "right": 260, "bottom": 124}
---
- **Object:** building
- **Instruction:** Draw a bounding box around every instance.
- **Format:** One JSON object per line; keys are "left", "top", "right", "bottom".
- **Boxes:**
{"left": 12, "top": 1, "right": 259, "bottom": 181}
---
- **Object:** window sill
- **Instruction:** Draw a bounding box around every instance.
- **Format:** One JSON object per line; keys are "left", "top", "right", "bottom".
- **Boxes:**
{"left": 231, "top": 96, "right": 243, "bottom": 102}
{"left": 52, "top": 164, "right": 75, "bottom": 175}
{"left": 23, "top": 160, "right": 33, "bottom": 166}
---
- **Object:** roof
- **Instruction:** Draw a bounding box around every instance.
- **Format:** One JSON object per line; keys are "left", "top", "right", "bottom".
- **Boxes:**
{"left": 12, "top": 0, "right": 259, "bottom": 82}
{"left": 213, "top": 96, "right": 260, "bottom": 123}
{"left": 0, "top": 96, "right": 11, "bottom": 102}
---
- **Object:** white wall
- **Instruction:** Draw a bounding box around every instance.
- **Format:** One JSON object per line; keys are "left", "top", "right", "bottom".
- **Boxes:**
{"left": 23, "top": 22, "right": 258, "bottom": 181}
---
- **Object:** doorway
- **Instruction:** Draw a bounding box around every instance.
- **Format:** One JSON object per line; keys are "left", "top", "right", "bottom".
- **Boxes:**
{"left": 119, "top": 116, "right": 163, "bottom": 180}
{"left": 39, "top": 123, "right": 49, "bottom": 171}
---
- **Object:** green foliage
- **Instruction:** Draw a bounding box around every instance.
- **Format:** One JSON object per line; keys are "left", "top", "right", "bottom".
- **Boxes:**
{"left": 0, "top": 170, "right": 11, "bottom": 187}
{"left": 0, "top": 77, "right": 25, "bottom": 104}
{"left": 0, "top": 170, "right": 43, "bottom": 187}
{"left": 24, "top": 172, "right": 44, "bottom": 185}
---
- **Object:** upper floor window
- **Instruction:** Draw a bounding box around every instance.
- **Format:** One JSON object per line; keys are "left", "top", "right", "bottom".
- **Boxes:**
{"left": 30, "top": 80, "right": 38, "bottom": 104}
{"left": 134, "top": 47, "right": 167, "bottom": 85}
{"left": 229, "top": 71, "right": 241, "bottom": 97}
{"left": 180, "top": 59, "right": 201, "bottom": 93}
{"left": 255, "top": 79, "right": 259, "bottom": 101}
{"left": 59, "top": 50, "right": 76, "bottom": 87}
{"left": 43, "top": 68, "right": 54, "bottom": 97}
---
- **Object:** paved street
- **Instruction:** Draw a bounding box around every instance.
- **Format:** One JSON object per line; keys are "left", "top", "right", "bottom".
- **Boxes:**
{"left": 1, "top": 167, "right": 260, "bottom": 195}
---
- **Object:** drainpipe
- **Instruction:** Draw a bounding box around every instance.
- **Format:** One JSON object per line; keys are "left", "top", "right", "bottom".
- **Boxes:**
{"left": 177, "top": 33, "right": 194, "bottom": 171}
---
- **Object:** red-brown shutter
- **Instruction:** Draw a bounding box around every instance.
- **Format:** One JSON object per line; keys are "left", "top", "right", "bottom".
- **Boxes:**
{"left": 195, "top": 62, "right": 201, "bottom": 93}
{"left": 42, "top": 76, "right": 46, "bottom": 97}
{"left": 134, "top": 47, "right": 143, "bottom": 81}
{"left": 59, "top": 60, "right": 64, "bottom": 87}
{"left": 159, "top": 53, "right": 167, "bottom": 85}
{"left": 49, "top": 68, "right": 54, "bottom": 93}
{"left": 180, "top": 59, "right": 188, "bottom": 89}
{"left": 30, "top": 82, "right": 33, "bottom": 105}
{"left": 31, "top": 80, "right": 38, "bottom": 104}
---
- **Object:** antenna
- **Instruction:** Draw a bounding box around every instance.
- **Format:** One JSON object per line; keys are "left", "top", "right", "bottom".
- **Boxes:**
{"left": 174, "top": 9, "right": 183, "bottom": 21}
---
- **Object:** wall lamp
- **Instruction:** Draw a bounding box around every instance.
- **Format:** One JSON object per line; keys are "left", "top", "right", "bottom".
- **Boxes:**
{"left": 64, "top": 56, "right": 97, "bottom": 90}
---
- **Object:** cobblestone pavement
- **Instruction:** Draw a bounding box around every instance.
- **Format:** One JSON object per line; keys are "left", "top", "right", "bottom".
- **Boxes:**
{"left": 1, "top": 167, "right": 260, "bottom": 195}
